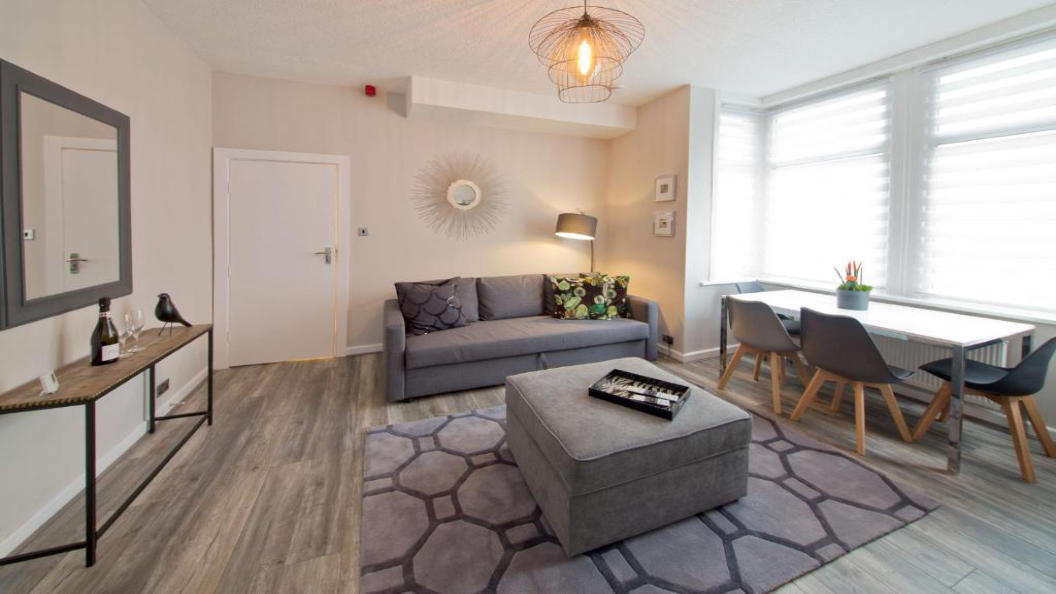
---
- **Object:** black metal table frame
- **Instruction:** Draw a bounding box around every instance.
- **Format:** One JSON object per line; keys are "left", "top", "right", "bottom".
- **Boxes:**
{"left": 0, "top": 328, "right": 213, "bottom": 568}
{"left": 718, "top": 295, "right": 1033, "bottom": 474}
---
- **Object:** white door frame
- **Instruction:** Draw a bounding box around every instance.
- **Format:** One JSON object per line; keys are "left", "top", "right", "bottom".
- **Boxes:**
{"left": 213, "top": 147, "right": 351, "bottom": 370}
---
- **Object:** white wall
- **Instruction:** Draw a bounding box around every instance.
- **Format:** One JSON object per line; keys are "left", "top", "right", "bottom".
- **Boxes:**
{"left": 0, "top": 0, "right": 212, "bottom": 554}
{"left": 682, "top": 88, "right": 720, "bottom": 358}
{"left": 212, "top": 72, "right": 608, "bottom": 351}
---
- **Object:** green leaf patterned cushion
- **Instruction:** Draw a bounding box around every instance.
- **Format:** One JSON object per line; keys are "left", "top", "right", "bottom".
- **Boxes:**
{"left": 547, "top": 273, "right": 631, "bottom": 320}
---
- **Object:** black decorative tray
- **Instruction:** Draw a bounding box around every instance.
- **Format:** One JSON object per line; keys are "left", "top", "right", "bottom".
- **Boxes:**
{"left": 588, "top": 369, "right": 691, "bottom": 420}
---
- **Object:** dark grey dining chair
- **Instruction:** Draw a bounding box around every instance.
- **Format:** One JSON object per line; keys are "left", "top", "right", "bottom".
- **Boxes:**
{"left": 912, "top": 337, "right": 1056, "bottom": 482}
{"left": 718, "top": 299, "right": 809, "bottom": 414}
{"left": 790, "top": 308, "right": 913, "bottom": 455}
{"left": 735, "top": 282, "right": 800, "bottom": 335}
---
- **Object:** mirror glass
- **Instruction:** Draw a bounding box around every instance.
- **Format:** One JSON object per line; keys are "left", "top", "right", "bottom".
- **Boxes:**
{"left": 446, "top": 179, "right": 481, "bottom": 211}
{"left": 19, "top": 91, "right": 120, "bottom": 300}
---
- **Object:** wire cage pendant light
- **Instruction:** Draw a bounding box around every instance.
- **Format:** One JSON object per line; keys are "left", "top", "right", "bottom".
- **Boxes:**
{"left": 529, "top": 2, "right": 644, "bottom": 103}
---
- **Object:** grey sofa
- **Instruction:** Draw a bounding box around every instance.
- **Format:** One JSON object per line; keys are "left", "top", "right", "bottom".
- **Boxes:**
{"left": 384, "top": 274, "right": 659, "bottom": 401}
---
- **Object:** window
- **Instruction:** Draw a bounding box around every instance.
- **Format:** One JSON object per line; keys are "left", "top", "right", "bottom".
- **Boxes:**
{"left": 761, "top": 85, "right": 892, "bottom": 287}
{"left": 711, "top": 110, "right": 762, "bottom": 281}
{"left": 913, "top": 36, "right": 1056, "bottom": 311}
{"left": 711, "top": 31, "right": 1056, "bottom": 315}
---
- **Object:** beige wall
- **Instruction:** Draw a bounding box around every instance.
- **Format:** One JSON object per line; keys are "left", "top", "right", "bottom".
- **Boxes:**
{"left": 212, "top": 72, "right": 608, "bottom": 350}
{"left": 602, "top": 87, "right": 691, "bottom": 353}
{"left": 0, "top": 0, "right": 212, "bottom": 553}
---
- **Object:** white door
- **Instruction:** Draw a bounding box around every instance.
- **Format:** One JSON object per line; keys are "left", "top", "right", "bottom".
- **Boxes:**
{"left": 216, "top": 149, "right": 350, "bottom": 367}
{"left": 40, "top": 137, "right": 119, "bottom": 296}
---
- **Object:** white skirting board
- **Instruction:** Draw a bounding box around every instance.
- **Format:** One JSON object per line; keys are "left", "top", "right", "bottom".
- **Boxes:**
{"left": 661, "top": 345, "right": 724, "bottom": 363}
{"left": 0, "top": 368, "right": 208, "bottom": 557}
{"left": 346, "top": 343, "right": 383, "bottom": 356}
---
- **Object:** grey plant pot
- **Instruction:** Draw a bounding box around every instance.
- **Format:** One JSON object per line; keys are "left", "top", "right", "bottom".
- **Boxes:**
{"left": 837, "top": 289, "right": 870, "bottom": 311}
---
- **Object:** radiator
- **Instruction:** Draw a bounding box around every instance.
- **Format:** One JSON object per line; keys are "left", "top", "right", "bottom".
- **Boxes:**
{"left": 872, "top": 336, "right": 1008, "bottom": 410}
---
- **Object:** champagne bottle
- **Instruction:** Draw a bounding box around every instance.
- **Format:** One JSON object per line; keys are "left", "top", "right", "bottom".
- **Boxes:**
{"left": 90, "top": 297, "right": 120, "bottom": 366}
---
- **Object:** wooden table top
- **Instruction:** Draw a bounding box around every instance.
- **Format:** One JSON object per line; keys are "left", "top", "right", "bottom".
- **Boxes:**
{"left": 0, "top": 324, "right": 211, "bottom": 414}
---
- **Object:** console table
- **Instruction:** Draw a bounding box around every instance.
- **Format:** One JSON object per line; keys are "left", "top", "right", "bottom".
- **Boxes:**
{"left": 0, "top": 324, "right": 213, "bottom": 568}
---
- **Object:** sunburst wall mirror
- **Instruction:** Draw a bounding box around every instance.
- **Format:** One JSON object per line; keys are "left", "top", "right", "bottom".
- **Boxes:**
{"left": 411, "top": 154, "right": 507, "bottom": 240}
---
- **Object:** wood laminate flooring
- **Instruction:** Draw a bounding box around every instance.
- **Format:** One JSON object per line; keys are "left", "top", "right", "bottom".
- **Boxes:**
{"left": 0, "top": 353, "right": 1054, "bottom": 593}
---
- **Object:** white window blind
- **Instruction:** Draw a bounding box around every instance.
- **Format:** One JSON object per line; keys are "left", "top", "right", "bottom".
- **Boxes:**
{"left": 761, "top": 85, "right": 892, "bottom": 288}
{"left": 915, "top": 36, "right": 1056, "bottom": 311}
{"left": 711, "top": 110, "right": 762, "bottom": 281}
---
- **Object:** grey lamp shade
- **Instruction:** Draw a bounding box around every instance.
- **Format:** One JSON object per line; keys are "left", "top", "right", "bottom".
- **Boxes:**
{"left": 555, "top": 212, "right": 598, "bottom": 241}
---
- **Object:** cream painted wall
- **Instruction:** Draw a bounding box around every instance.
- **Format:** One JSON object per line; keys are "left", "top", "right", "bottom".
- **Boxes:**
{"left": 212, "top": 72, "right": 608, "bottom": 351}
{"left": 0, "top": 0, "right": 212, "bottom": 554}
{"left": 602, "top": 87, "right": 691, "bottom": 354}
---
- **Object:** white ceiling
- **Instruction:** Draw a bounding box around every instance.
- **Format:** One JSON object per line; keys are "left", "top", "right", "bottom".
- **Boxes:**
{"left": 143, "top": 0, "right": 1055, "bottom": 106}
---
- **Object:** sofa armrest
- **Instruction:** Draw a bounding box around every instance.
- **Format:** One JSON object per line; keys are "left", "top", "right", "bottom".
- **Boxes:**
{"left": 626, "top": 295, "right": 659, "bottom": 361}
{"left": 383, "top": 299, "right": 407, "bottom": 401}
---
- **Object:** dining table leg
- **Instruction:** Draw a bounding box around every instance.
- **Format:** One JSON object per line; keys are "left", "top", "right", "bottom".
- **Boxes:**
{"left": 719, "top": 295, "right": 728, "bottom": 374}
{"left": 946, "top": 345, "right": 966, "bottom": 473}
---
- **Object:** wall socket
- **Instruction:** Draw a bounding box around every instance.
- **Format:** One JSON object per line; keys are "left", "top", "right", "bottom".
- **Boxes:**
{"left": 661, "top": 335, "right": 674, "bottom": 346}
{"left": 156, "top": 378, "right": 170, "bottom": 397}
{"left": 357, "top": 227, "right": 369, "bottom": 237}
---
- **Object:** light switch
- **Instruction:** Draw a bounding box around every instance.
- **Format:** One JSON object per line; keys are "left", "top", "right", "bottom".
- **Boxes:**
{"left": 23, "top": 229, "right": 36, "bottom": 240}
{"left": 357, "top": 227, "right": 369, "bottom": 237}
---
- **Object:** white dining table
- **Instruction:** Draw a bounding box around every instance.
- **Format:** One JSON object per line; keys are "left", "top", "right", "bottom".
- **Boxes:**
{"left": 720, "top": 289, "right": 1036, "bottom": 473}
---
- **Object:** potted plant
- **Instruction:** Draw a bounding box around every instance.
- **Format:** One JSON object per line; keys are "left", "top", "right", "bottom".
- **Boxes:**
{"left": 834, "top": 261, "right": 872, "bottom": 310}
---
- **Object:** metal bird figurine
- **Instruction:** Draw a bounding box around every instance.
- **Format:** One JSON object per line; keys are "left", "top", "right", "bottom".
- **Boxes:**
{"left": 155, "top": 293, "right": 192, "bottom": 335}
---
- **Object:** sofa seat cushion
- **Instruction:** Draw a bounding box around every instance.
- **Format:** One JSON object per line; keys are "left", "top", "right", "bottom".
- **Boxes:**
{"left": 404, "top": 316, "right": 649, "bottom": 369}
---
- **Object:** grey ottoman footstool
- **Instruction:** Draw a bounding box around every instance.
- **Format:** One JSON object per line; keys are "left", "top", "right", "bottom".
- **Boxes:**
{"left": 506, "top": 357, "right": 752, "bottom": 556}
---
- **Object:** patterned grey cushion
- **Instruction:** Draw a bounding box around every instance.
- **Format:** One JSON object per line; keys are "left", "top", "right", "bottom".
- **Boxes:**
{"left": 395, "top": 278, "right": 468, "bottom": 336}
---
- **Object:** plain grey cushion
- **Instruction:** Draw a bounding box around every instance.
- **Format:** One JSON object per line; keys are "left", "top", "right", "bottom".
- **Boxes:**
{"left": 414, "top": 277, "right": 479, "bottom": 322}
{"left": 506, "top": 358, "right": 752, "bottom": 495}
{"left": 405, "top": 316, "right": 649, "bottom": 369}
{"left": 477, "top": 274, "right": 544, "bottom": 320}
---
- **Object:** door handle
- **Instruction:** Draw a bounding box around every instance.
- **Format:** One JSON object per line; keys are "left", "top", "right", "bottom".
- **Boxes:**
{"left": 313, "top": 247, "right": 333, "bottom": 264}
{"left": 65, "top": 252, "right": 88, "bottom": 274}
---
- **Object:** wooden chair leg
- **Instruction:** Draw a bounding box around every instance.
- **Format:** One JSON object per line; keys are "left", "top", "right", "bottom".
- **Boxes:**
{"left": 1002, "top": 399, "right": 1036, "bottom": 483}
{"left": 854, "top": 382, "right": 867, "bottom": 456}
{"left": 879, "top": 384, "right": 912, "bottom": 442}
{"left": 769, "top": 352, "right": 783, "bottom": 414}
{"left": 753, "top": 352, "right": 764, "bottom": 381}
{"left": 830, "top": 381, "right": 846, "bottom": 412}
{"left": 912, "top": 383, "right": 951, "bottom": 442}
{"left": 790, "top": 369, "right": 826, "bottom": 421}
{"left": 1021, "top": 397, "right": 1056, "bottom": 458}
{"left": 718, "top": 344, "right": 746, "bottom": 390}
{"left": 937, "top": 401, "right": 951, "bottom": 422}
{"left": 792, "top": 355, "right": 810, "bottom": 386}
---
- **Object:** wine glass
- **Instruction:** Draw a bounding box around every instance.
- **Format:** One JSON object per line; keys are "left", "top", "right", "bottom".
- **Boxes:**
{"left": 125, "top": 309, "right": 145, "bottom": 352}
{"left": 118, "top": 327, "right": 132, "bottom": 357}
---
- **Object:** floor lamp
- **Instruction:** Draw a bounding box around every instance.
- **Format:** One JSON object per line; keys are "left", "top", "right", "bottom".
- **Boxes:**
{"left": 555, "top": 212, "right": 598, "bottom": 272}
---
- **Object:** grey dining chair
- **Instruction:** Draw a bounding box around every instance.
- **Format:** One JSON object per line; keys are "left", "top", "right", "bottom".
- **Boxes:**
{"left": 790, "top": 308, "right": 913, "bottom": 455}
{"left": 735, "top": 282, "right": 800, "bottom": 335}
{"left": 912, "top": 337, "right": 1056, "bottom": 482}
{"left": 718, "top": 299, "right": 810, "bottom": 414}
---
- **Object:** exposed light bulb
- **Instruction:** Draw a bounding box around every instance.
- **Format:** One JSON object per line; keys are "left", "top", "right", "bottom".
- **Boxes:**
{"left": 576, "top": 38, "right": 595, "bottom": 78}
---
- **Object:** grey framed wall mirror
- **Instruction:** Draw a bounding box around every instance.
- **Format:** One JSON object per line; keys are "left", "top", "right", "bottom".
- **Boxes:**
{"left": 0, "top": 60, "right": 131, "bottom": 330}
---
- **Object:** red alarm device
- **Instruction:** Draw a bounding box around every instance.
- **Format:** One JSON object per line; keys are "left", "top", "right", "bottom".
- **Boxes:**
{"left": 365, "top": 84, "right": 376, "bottom": 97}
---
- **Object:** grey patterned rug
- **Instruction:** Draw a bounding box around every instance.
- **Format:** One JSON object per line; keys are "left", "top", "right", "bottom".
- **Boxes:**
{"left": 360, "top": 406, "right": 936, "bottom": 594}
